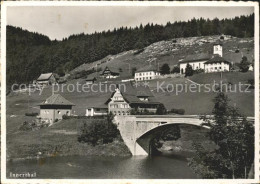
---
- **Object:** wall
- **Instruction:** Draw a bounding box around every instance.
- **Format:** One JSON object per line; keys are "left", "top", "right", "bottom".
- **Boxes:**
{"left": 205, "top": 62, "right": 230, "bottom": 73}
{"left": 135, "top": 71, "right": 160, "bottom": 81}
{"left": 179, "top": 60, "right": 206, "bottom": 74}
{"left": 40, "top": 106, "right": 72, "bottom": 123}
{"left": 86, "top": 108, "right": 108, "bottom": 116}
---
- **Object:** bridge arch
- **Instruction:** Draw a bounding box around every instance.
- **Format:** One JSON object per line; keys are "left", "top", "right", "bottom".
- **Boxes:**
{"left": 136, "top": 122, "right": 209, "bottom": 155}
{"left": 114, "top": 115, "right": 209, "bottom": 156}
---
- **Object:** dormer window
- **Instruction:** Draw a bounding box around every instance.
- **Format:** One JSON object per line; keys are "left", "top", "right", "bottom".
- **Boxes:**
{"left": 139, "top": 97, "right": 148, "bottom": 101}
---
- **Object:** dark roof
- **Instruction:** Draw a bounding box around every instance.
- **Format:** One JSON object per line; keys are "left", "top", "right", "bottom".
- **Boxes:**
{"left": 39, "top": 94, "right": 75, "bottom": 106}
{"left": 105, "top": 82, "right": 162, "bottom": 105}
{"left": 37, "top": 73, "right": 53, "bottom": 81}
{"left": 179, "top": 53, "right": 211, "bottom": 64}
{"left": 213, "top": 39, "right": 223, "bottom": 46}
{"left": 100, "top": 66, "right": 119, "bottom": 75}
{"left": 204, "top": 55, "right": 230, "bottom": 64}
{"left": 136, "top": 65, "right": 159, "bottom": 72}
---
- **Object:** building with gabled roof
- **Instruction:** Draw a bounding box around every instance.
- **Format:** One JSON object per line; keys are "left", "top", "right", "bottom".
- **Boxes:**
{"left": 85, "top": 77, "right": 97, "bottom": 84}
{"left": 204, "top": 55, "right": 230, "bottom": 73}
{"left": 36, "top": 73, "right": 56, "bottom": 86}
{"left": 179, "top": 40, "right": 230, "bottom": 74}
{"left": 39, "top": 94, "right": 75, "bottom": 123}
{"left": 105, "top": 82, "right": 163, "bottom": 115}
{"left": 86, "top": 104, "right": 108, "bottom": 117}
{"left": 100, "top": 66, "right": 119, "bottom": 79}
{"left": 134, "top": 65, "right": 160, "bottom": 81}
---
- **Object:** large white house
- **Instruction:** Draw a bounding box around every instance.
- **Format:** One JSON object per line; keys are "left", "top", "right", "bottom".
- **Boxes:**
{"left": 179, "top": 40, "right": 230, "bottom": 74}
{"left": 134, "top": 65, "right": 160, "bottom": 81}
{"left": 105, "top": 82, "right": 163, "bottom": 115}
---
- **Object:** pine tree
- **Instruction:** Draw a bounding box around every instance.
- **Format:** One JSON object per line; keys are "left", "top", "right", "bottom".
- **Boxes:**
{"left": 185, "top": 63, "right": 193, "bottom": 77}
{"left": 160, "top": 63, "right": 170, "bottom": 75}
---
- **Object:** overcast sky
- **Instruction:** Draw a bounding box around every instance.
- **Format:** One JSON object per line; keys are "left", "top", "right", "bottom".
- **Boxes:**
{"left": 7, "top": 6, "right": 254, "bottom": 40}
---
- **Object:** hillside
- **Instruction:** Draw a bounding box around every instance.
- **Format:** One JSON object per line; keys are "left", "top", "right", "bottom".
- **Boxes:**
{"left": 71, "top": 35, "right": 254, "bottom": 80}
{"left": 6, "top": 14, "right": 254, "bottom": 86}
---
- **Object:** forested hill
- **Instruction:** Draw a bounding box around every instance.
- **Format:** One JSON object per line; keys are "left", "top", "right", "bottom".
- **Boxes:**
{"left": 7, "top": 14, "right": 254, "bottom": 86}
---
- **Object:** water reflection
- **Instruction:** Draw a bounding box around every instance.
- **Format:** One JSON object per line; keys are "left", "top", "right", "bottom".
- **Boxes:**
{"left": 7, "top": 155, "right": 199, "bottom": 179}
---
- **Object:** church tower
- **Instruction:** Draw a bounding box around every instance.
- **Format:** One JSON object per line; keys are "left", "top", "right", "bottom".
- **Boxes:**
{"left": 213, "top": 40, "right": 223, "bottom": 57}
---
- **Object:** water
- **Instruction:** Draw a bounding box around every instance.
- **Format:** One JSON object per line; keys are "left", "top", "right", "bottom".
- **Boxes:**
{"left": 7, "top": 154, "right": 199, "bottom": 179}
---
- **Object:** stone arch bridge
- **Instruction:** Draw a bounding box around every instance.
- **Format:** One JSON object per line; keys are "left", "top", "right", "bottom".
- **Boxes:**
{"left": 114, "top": 115, "right": 254, "bottom": 156}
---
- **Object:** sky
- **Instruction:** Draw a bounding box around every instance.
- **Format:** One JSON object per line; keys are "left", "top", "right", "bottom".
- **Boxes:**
{"left": 7, "top": 6, "right": 254, "bottom": 40}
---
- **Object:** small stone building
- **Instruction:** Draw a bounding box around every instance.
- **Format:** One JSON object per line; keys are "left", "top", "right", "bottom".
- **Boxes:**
{"left": 39, "top": 94, "right": 75, "bottom": 123}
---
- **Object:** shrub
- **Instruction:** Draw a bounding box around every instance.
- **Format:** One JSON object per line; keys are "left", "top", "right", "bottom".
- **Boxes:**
{"left": 239, "top": 56, "right": 250, "bottom": 72}
{"left": 235, "top": 49, "right": 240, "bottom": 53}
{"left": 170, "top": 108, "right": 185, "bottom": 115}
{"left": 194, "top": 68, "right": 204, "bottom": 74}
{"left": 248, "top": 79, "right": 254, "bottom": 89}
{"left": 220, "top": 36, "right": 224, "bottom": 40}
{"left": 77, "top": 114, "right": 120, "bottom": 146}
{"left": 171, "top": 66, "right": 180, "bottom": 74}
{"left": 25, "top": 112, "right": 38, "bottom": 116}
{"left": 156, "top": 104, "right": 167, "bottom": 115}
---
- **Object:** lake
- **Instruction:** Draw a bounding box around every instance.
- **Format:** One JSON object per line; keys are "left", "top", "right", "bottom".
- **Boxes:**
{"left": 7, "top": 153, "right": 199, "bottom": 179}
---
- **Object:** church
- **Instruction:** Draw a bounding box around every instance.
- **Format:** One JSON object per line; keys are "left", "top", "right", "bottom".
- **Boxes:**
{"left": 179, "top": 40, "right": 231, "bottom": 74}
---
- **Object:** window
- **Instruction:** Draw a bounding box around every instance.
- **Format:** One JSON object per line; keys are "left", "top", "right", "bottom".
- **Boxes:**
{"left": 215, "top": 67, "right": 217, "bottom": 70}
{"left": 150, "top": 77, "right": 152, "bottom": 79}
{"left": 118, "top": 111, "right": 121, "bottom": 115}
{"left": 219, "top": 67, "right": 222, "bottom": 69}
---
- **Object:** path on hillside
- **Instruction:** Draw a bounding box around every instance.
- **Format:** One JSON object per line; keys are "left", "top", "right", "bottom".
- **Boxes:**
{"left": 185, "top": 78, "right": 201, "bottom": 86}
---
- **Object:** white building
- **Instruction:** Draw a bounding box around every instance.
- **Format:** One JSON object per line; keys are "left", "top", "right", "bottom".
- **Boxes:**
{"left": 179, "top": 40, "right": 230, "bottom": 74}
{"left": 135, "top": 65, "right": 160, "bottom": 81}
{"left": 204, "top": 55, "right": 230, "bottom": 73}
{"left": 179, "top": 53, "right": 211, "bottom": 74}
{"left": 86, "top": 105, "right": 108, "bottom": 116}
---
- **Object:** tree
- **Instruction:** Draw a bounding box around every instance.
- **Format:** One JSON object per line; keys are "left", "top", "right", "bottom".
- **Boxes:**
{"left": 239, "top": 56, "right": 250, "bottom": 72}
{"left": 171, "top": 66, "right": 180, "bottom": 74}
{"left": 189, "top": 92, "right": 254, "bottom": 178}
{"left": 78, "top": 113, "right": 119, "bottom": 146}
{"left": 156, "top": 104, "right": 167, "bottom": 115}
{"left": 160, "top": 63, "right": 170, "bottom": 75}
{"left": 185, "top": 63, "right": 193, "bottom": 77}
{"left": 131, "top": 67, "right": 137, "bottom": 76}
